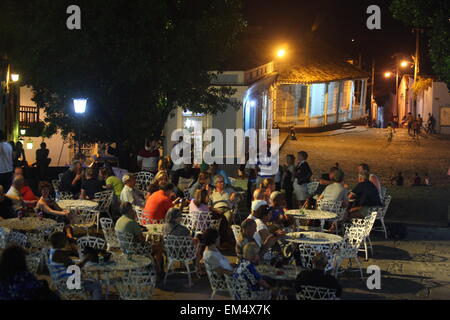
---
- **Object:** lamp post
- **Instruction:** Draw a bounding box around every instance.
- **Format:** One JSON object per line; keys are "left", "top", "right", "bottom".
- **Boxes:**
{"left": 73, "top": 98, "right": 87, "bottom": 155}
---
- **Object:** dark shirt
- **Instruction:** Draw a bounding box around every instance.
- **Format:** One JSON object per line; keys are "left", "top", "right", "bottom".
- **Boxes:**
{"left": 81, "top": 178, "right": 105, "bottom": 199}
{"left": 295, "top": 269, "right": 342, "bottom": 297}
{"left": 59, "top": 169, "right": 81, "bottom": 194}
{"left": 0, "top": 197, "right": 15, "bottom": 219}
{"left": 352, "top": 180, "right": 382, "bottom": 207}
{"left": 0, "top": 272, "right": 45, "bottom": 300}
{"left": 36, "top": 148, "right": 50, "bottom": 164}
{"left": 295, "top": 162, "right": 312, "bottom": 185}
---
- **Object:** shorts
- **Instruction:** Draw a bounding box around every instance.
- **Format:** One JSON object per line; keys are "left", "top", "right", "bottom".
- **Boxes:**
{"left": 293, "top": 180, "right": 308, "bottom": 201}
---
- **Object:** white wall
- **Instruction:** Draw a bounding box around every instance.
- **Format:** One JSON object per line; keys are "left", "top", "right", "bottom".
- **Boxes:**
{"left": 433, "top": 82, "right": 450, "bottom": 134}
{"left": 20, "top": 86, "right": 71, "bottom": 167}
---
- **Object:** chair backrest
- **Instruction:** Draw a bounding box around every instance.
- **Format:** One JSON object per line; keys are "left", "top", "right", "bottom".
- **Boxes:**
{"left": 94, "top": 190, "right": 114, "bottom": 211}
{"left": 115, "top": 268, "right": 156, "bottom": 300}
{"left": 6, "top": 231, "right": 28, "bottom": 248}
{"left": 296, "top": 285, "right": 337, "bottom": 300}
{"left": 351, "top": 211, "right": 378, "bottom": 238}
{"left": 56, "top": 191, "right": 73, "bottom": 200}
{"left": 116, "top": 230, "right": 151, "bottom": 256}
{"left": 380, "top": 194, "right": 392, "bottom": 218}
{"left": 306, "top": 181, "right": 320, "bottom": 196}
{"left": 0, "top": 227, "right": 9, "bottom": 249}
{"left": 163, "top": 235, "right": 198, "bottom": 261}
{"left": 297, "top": 244, "right": 335, "bottom": 272}
{"left": 52, "top": 179, "right": 60, "bottom": 192}
{"left": 26, "top": 252, "right": 43, "bottom": 274}
{"left": 71, "top": 208, "right": 99, "bottom": 227}
{"left": 134, "top": 206, "right": 163, "bottom": 225}
{"left": 184, "top": 211, "right": 220, "bottom": 234}
{"left": 204, "top": 261, "right": 228, "bottom": 292}
{"left": 58, "top": 173, "right": 64, "bottom": 181}
{"left": 380, "top": 186, "right": 388, "bottom": 200}
{"left": 135, "top": 171, "right": 155, "bottom": 192}
{"left": 77, "top": 236, "right": 106, "bottom": 256}
{"left": 99, "top": 217, "right": 120, "bottom": 249}
{"left": 317, "top": 199, "right": 342, "bottom": 213}
{"left": 224, "top": 274, "right": 252, "bottom": 300}
{"left": 231, "top": 225, "right": 241, "bottom": 241}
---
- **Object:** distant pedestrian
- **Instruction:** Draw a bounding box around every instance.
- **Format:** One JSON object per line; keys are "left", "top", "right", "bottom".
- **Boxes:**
{"left": 406, "top": 112, "right": 414, "bottom": 135}
{"left": 386, "top": 123, "right": 394, "bottom": 142}
{"left": 35, "top": 142, "right": 51, "bottom": 181}
{"left": 0, "top": 131, "right": 14, "bottom": 192}
{"left": 412, "top": 173, "right": 421, "bottom": 186}
{"left": 417, "top": 115, "right": 423, "bottom": 134}
{"left": 424, "top": 173, "right": 431, "bottom": 186}
{"left": 412, "top": 119, "right": 420, "bottom": 139}
{"left": 390, "top": 172, "right": 403, "bottom": 186}
{"left": 426, "top": 113, "right": 435, "bottom": 134}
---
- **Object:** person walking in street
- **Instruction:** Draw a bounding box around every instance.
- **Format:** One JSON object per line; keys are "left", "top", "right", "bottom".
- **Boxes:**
{"left": 0, "top": 131, "right": 14, "bottom": 192}
{"left": 417, "top": 114, "right": 423, "bottom": 135}
{"left": 406, "top": 112, "right": 414, "bottom": 135}
{"left": 412, "top": 119, "right": 420, "bottom": 140}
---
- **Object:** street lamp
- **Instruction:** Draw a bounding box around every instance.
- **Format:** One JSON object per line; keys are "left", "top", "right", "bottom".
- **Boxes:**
{"left": 384, "top": 71, "right": 393, "bottom": 78}
{"left": 277, "top": 48, "right": 286, "bottom": 58}
{"left": 73, "top": 98, "right": 87, "bottom": 154}
{"left": 11, "top": 74, "right": 19, "bottom": 82}
{"left": 26, "top": 139, "right": 33, "bottom": 150}
{"left": 20, "top": 129, "right": 26, "bottom": 136}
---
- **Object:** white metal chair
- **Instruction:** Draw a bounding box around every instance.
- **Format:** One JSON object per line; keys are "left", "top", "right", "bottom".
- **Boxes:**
{"left": 0, "top": 227, "right": 9, "bottom": 249}
{"left": 26, "top": 252, "right": 43, "bottom": 274}
{"left": 94, "top": 190, "right": 114, "bottom": 230}
{"left": 70, "top": 208, "right": 99, "bottom": 235}
{"left": 296, "top": 286, "right": 337, "bottom": 300}
{"left": 372, "top": 194, "right": 391, "bottom": 239}
{"left": 56, "top": 191, "right": 73, "bottom": 200}
{"left": 136, "top": 171, "right": 155, "bottom": 193}
{"left": 163, "top": 235, "right": 199, "bottom": 287}
{"left": 224, "top": 274, "right": 271, "bottom": 300}
{"left": 99, "top": 217, "right": 120, "bottom": 251}
{"left": 306, "top": 181, "right": 320, "bottom": 196}
{"left": 134, "top": 206, "right": 163, "bottom": 225}
{"left": 28, "top": 223, "right": 65, "bottom": 249}
{"left": 334, "top": 212, "right": 377, "bottom": 280}
{"left": 231, "top": 225, "right": 241, "bottom": 241}
{"left": 44, "top": 249, "right": 88, "bottom": 300}
{"left": 116, "top": 230, "right": 152, "bottom": 257}
{"left": 204, "top": 261, "right": 229, "bottom": 299}
{"left": 115, "top": 267, "right": 156, "bottom": 300}
{"left": 184, "top": 211, "right": 221, "bottom": 235}
{"left": 76, "top": 236, "right": 106, "bottom": 259}
{"left": 297, "top": 243, "right": 337, "bottom": 272}
{"left": 316, "top": 199, "right": 344, "bottom": 233}
{"left": 350, "top": 209, "right": 378, "bottom": 260}
{"left": 51, "top": 179, "right": 60, "bottom": 192}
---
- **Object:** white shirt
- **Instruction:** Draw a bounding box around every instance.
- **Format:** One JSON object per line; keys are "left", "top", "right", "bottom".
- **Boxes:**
{"left": 120, "top": 185, "right": 144, "bottom": 207}
{"left": 249, "top": 215, "right": 268, "bottom": 247}
{"left": 6, "top": 186, "right": 22, "bottom": 211}
{"left": 0, "top": 142, "right": 13, "bottom": 173}
{"left": 203, "top": 249, "right": 233, "bottom": 271}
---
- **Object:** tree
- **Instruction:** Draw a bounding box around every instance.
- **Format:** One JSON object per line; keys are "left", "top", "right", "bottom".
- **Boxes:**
{"left": 0, "top": 0, "right": 245, "bottom": 149}
{"left": 390, "top": 0, "right": 450, "bottom": 86}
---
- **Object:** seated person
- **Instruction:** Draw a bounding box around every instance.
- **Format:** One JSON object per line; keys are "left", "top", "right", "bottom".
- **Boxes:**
{"left": 143, "top": 183, "right": 179, "bottom": 222}
{"left": 59, "top": 160, "right": 83, "bottom": 196}
{"left": 235, "top": 219, "right": 277, "bottom": 260}
{"left": 14, "top": 167, "right": 38, "bottom": 208}
{"left": 412, "top": 173, "right": 422, "bottom": 186}
{"left": 249, "top": 200, "right": 285, "bottom": 247}
{"left": 268, "top": 191, "right": 292, "bottom": 226}
{"left": 162, "top": 207, "right": 191, "bottom": 237}
{"left": 188, "top": 172, "right": 212, "bottom": 200}
{"left": 48, "top": 232, "right": 103, "bottom": 299}
{"left": 80, "top": 168, "right": 105, "bottom": 200}
{"left": 0, "top": 185, "right": 15, "bottom": 220}
{"left": 0, "top": 245, "right": 59, "bottom": 300}
{"left": 295, "top": 252, "right": 342, "bottom": 298}
{"left": 5, "top": 176, "right": 26, "bottom": 214}
{"left": 260, "top": 178, "right": 275, "bottom": 203}
{"left": 317, "top": 169, "right": 348, "bottom": 205}
{"left": 120, "top": 174, "right": 145, "bottom": 208}
{"left": 347, "top": 172, "right": 383, "bottom": 220}
{"left": 35, "top": 182, "right": 73, "bottom": 240}
{"left": 202, "top": 228, "right": 234, "bottom": 274}
{"left": 208, "top": 163, "right": 230, "bottom": 187}
{"left": 210, "top": 175, "right": 237, "bottom": 224}
{"left": 233, "top": 242, "right": 273, "bottom": 298}
{"left": 99, "top": 167, "right": 123, "bottom": 197}
{"left": 115, "top": 202, "right": 163, "bottom": 273}
{"left": 189, "top": 188, "right": 210, "bottom": 213}
{"left": 146, "top": 170, "right": 169, "bottom": 195}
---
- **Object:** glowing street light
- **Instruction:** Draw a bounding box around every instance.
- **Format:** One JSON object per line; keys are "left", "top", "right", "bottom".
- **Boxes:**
{"left": 11, "top": 74, "right": 19, "bottom": 82}
{"left": 20, "top": 129, "right": 26, "bottom": 136}
{"left": 400, "top": 60, "right": 409, "bottom": 68}
{"left": 26, "top": 139, "right": 33, "bottom": 150}
{"left": 73, "top": 98, "right": 87, "bottom": 114}
{"left": 277, "top": 48, "right": 286, "bottom": 58}
{"left": 384, "top": 71, "right": 393, "bottom": 78}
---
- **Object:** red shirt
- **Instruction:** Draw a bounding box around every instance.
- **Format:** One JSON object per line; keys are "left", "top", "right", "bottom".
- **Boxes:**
{"left": 142, "top": 190, "right": 173, "bottom": 222}
{"left": 21, "top": 186, "right": 38, "bottom": 207}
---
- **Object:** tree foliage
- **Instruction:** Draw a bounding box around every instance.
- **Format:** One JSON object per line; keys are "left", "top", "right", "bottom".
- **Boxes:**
{"left": 390, "top": 0, "right": 450, "bottom": 86}
{"left": 0, "top": 0, "right": 245, "bottom": 148}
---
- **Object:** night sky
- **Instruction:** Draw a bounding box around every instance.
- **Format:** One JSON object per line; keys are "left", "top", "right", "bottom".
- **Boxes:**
{"left": 243, "top": 0, "right": 431, "bottom": 97}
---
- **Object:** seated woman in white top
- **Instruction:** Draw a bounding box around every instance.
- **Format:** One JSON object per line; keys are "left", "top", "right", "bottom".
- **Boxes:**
{"left": 249, "top": 200, "right": 284, "bottom": 247}
{"left": 189, "top": 188, "right": 210, "bottom": 214}
{"left": 202, "top": 229, "right": 234, "bottom": 275}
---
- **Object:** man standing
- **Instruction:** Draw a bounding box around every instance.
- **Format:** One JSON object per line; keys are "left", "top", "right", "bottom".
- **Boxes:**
{"left": 406, "top": 112, "right": 414, "bottom": 135}
{"left": 137, "top": 141, "right": 160, "bottom": 174}
{"left": 293, "top": 151, "right": 312, "bottom": 208}
{"left": 35, "top": 142, "right": 51, "bottom": 181}
{"left": 0, "top": 130, "right": 13, "bottom": 192}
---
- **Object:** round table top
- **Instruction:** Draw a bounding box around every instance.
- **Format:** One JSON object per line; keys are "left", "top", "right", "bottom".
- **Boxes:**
{"left": 83, "top": 254, "right": 152, "bottom": 272}
{"left": 285, "top": 209, "right": 337, "bottom": 220}
{"left": 57, "top": 200, "right": 98, "bottom": 210}
{"left": 256, "top": 264, "right": 298, "bottom": 281}
{"left": 284, "top": 231, "right": 343, "bottom": 245}
{"left": 0, "top": 217, "right": 56, "bottom": 232}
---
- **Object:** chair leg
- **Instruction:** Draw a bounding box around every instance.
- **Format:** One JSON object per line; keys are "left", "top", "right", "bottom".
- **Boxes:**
{"left": 364, "top": 240, "right": 369, "bottom": 261}
{"left": 185, "top": 261, "right": 192, "bottom": 287}
{"left": 355, "top": 257, "right": 364, "bottom": 280}
{"left": 210, "top": 289, "right": 216, "bottom": 300}
{"left": 381, "top": 218, "right": 387, "bottom": 239}
{"left": 164, "top": 260, "right": 173, "bottom": 286}
{"left": 367, "top": 237, "right": 373, "bottom": 255}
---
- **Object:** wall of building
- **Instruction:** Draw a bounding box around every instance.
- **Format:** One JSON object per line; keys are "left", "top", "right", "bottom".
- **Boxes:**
{"left": 20, "top": 86, "right": 72, "bottom": 167}
{"left": 433, "top": 82, "right": 450, "bottom": 134}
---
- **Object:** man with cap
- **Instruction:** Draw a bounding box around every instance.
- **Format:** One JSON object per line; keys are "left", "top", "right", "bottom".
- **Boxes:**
{"left": 120, "top": 173, "right": 145, "bottom": 208}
